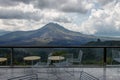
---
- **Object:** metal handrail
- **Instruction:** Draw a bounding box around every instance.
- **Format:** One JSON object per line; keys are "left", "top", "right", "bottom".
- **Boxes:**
{"left": 0, "top": 46, "right": 120, "bottom": 48}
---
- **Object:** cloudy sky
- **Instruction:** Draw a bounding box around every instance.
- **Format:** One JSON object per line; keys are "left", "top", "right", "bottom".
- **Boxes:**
{"left": 0, "top": 0, "right": 120, "bottom": 36}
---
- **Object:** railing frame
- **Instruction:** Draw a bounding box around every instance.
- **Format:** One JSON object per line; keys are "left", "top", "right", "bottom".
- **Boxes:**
{"left": 0, "top": 46, "right": 120, "bottom": 67}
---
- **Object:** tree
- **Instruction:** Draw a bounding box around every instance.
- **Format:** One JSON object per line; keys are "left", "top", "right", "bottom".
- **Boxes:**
{"left": 97, "top": 38, "right": 101, "bottom": 42}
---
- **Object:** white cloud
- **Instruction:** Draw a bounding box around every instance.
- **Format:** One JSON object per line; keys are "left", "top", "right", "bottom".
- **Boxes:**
{"left": 0, "top": 3, "right": 42, "bottom": 21}
{"left": 80, "top": 1, "right": 120, "bottom": 36}
{"left": 60, "top": 22, "right": 79, "bottom": 32}
{"left": 40, "top": 10, "right": 72, "bottom": 23}
{"left": 0, "top": 3, "right": 72, "bottom": 31}
{"left": 0, "top": 19, "right": 43, "bottom": 31}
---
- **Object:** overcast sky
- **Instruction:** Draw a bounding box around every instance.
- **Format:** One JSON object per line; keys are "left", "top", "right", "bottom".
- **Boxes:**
{"left": 0, "top": 0, "right": 120, "bottom": 36}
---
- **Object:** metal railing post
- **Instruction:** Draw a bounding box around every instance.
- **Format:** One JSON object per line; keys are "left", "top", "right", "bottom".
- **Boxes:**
{"left": 103, "top": 47, "right": 107, "bottom": 80}
{"left": 11, "top": 48, "right": 14, "bottom": 67}
{"left": 103, "top": 47, "right": 107, "bottom": 65}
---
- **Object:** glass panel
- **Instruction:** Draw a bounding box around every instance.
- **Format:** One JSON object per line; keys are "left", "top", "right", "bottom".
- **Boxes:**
{"left": 81, "top": 48, "right": 104, "bottom": 66}
{"left": 12, "top": 48, "right": 104, "bottom": 66}
{"left": 107, "top": 48, "right": 120, "bottom": 65}
{"left": 13, "top": 48, "right": 53, "bottom": 66}
{"left": 0, "top": 48, "right": 11, "bottom": 66}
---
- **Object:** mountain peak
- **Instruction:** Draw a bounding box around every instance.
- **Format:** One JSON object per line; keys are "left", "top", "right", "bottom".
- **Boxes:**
{"left": 44, "top": 22, "right": 62, "bottom": 28}
{"left": 46, "top": 22, "right": 58, "bottom": 26}
{"left": 40, "top": 22, "right": 67, "bottom": 31}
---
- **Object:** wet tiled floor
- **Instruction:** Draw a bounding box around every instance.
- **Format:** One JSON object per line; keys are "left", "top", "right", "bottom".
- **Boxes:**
{"left": 0, "top": 67, "right": 120, "bottom": 80}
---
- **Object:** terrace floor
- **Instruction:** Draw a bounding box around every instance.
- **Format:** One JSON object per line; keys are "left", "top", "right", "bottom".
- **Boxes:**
{"left": 0, "top": 67, "right": 120, "bottom": 80}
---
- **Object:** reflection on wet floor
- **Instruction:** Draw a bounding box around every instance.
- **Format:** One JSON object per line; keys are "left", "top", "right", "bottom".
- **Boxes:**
{"left": 0, "top": 68, "right": 120, "bottom": 80}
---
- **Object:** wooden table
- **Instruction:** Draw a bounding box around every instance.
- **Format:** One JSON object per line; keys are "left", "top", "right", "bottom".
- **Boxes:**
{"left": 48, "top": 56, "right": 65, "bottom": 65}
{"left": 48, "top": 56, "right": 64, "bottom": 61}
{"left": 0, "top": 58, "right": 7, "bottom": 62}
{"left": 0, "top": 58, "right": 7, "bottom": 73}
{"left": 0, "top": 57, "right": 7, "bottom": 66}
{"left": 48, "top": 56, "right": 65, "bottom": 79}
{"left": 24, "top": 56, "right": 41, "bottom": 65}
{"left": 24, "top": 56, "right": 40, "bottom": 61}
{"left": 23, "top": 56, "right": 41, "bottom": 73}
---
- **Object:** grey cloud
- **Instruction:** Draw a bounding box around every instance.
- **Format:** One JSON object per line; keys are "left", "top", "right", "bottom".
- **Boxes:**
{"left": 97, "top": 0, "right": 116, "bottom": 5}
{"left": 33, "top": 0, "right": 119, "bottom": 13}
{"left": 0, "top": 9, "right": 41, "bottom": 21}
{"left": 0, "top": 9, "right": 71, "bottom": 23}
{"left": 60, "top": 5, "right": 88, "bottom": 13}
{"left": 40, "top": 14, "right": 72, "bottom": 23}
{"left": 52, "top": 17, "right": 72, "bottom": 23}
{"left": 12, "top": 0, "right": 34, "bottom": 4}
{"left": 2, "top": 20, "right": 18, "bottom": 27}
{"left": 0, "top": 0, "right": 117, "bottom": 14}
{"left": 33, "top": 0, "right": 94, "bottom": 13}
{"left": 0, "top": 0, "right": 33, "bottom": 7}
{"left": 0, "top": 0, "right": 18, "bottom": 7}
{"left": 33, "top": 0, "right": 67, "bottom": 9}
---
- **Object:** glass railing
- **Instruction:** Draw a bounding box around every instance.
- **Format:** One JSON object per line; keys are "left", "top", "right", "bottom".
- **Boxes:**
{"left": 0, "top": 46, "right": 119, "bottom": 67}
